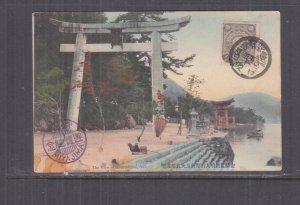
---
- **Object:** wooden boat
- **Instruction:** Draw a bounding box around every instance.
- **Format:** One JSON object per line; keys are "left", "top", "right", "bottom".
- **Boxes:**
{"left": 247, "top": 130, "right": 264, "bottom": 138}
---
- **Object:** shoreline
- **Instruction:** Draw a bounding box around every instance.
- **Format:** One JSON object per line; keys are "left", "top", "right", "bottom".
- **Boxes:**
{"left": 34, "top": 123, "right": 229, "bottom": 172}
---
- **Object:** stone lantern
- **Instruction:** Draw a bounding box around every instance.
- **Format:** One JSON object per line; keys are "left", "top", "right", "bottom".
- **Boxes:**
{"left": 189, "top": 108, "right": 199, "bottom": 136}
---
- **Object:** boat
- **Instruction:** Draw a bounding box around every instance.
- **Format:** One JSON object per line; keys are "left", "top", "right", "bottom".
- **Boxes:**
{"left": 247, "top": 130, "right": 264, "bottom": 138}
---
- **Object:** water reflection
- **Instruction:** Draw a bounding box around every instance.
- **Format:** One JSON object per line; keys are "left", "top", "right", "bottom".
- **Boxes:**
{"left": 226, "top": 124, "right": 258, "bottom": 143}
{"left": 225, "top": 124, "right": 281, "bottom": 171}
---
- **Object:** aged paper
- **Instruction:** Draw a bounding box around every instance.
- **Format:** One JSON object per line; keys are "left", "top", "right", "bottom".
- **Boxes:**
{"left": 33, "top": 11, "right": 281, "bottom": 173}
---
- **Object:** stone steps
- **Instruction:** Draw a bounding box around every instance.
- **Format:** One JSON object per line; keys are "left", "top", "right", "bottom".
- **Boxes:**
{"left": 131, "top": 139, "right": 200, "bottom": 168}
{"left": 176, "top": 147, "right": 210, "bottom": 171}
{"left": 188, "top": 147, "right": 208, "bottom": 164}
{"left": 174, "top": 145, "right": 206, "bottom": 164}
{"left": 130, "top": 137, "right": 234, "bottom": 171}
{"left": 145, "top": 141, "right": 204, "bottom": 169}
{"left": 200, "top": 151, "right": 216, "bottom": 164}
{"left": 194, "top": 148, "right": 211, "bottom": 163}
{"left": 210, "top": 155, "right": 219, "bottom": 164}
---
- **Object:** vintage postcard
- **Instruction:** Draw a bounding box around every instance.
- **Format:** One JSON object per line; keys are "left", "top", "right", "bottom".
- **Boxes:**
{"left": 33, "top": 11, "right": 281, "bottom": 173}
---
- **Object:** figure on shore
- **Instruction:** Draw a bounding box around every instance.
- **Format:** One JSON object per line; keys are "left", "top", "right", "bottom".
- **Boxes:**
{"left": 177, "top": 120, "right": 182, "bottom": 135}
{"left": 128, "top": 143, "right": 147, "bottom": 154}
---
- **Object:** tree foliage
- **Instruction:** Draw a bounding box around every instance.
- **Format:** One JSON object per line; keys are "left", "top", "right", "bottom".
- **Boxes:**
{"left": 35, "top": 67, "right": 69, "bottom": 131}
{"left": 114, "top": 12, "right": 196, "bottom": 76}
{"left": 229, "top": 106, "right": 265, "bottom": 124}
{"left": 185, "top": 74, "right": 204, "bottom": 98}
{"left": 34, "top": 12, "right": 197, "bottom": 130}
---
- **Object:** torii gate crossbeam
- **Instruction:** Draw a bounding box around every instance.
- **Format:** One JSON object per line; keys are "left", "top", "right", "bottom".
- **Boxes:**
{"left": 50, "top": 17, "right": 190, "bottom": 133}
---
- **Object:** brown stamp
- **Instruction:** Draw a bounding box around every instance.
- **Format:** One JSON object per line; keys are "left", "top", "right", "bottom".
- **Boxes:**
{"left": 222, "top": 22, "right": 259, "bottom": 62}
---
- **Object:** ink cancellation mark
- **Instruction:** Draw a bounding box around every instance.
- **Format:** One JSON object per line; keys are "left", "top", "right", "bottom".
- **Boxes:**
{"left": 229, "top": 36, "right": 272, "bottom": 79}
{"left": 222, "top": 22, "right": 258, "bottom": 62}
{"left": 42, "top": 120, "right": 87, "bottom": 164}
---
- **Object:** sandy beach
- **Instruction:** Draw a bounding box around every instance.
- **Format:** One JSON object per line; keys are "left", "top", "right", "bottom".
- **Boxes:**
{"left": 34, "top": 123, "right": 191, "bottom": 172}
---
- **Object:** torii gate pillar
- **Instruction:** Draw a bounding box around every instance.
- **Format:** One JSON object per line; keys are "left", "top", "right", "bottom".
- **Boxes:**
{"left": 67, "top": 34, "right": 87, "bottom": 131}
{"left": 50, "top": 16, "right": 191, "bottom": 132}
{"left": 151, "top": 31, "right": 164, "bottom": 120}
{"left": 68, "top": 31, "right": 165, "bottom": 131}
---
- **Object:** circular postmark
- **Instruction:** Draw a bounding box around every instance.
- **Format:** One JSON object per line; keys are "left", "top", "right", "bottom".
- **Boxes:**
{"left": 42, "top": 120, "right": 87, "bottom": 164}
{"left": 229, "top": 36, "right": 272, "bottom": 79}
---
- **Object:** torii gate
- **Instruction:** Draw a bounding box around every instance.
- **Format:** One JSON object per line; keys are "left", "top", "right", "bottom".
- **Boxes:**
{"left": 50, "top": 16, "right": 191, "bottom": 133}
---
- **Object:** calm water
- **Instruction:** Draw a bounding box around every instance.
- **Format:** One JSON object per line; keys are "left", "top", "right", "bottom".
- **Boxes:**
{"left": 226, "top": 124, "right": 282, "bottom": 171}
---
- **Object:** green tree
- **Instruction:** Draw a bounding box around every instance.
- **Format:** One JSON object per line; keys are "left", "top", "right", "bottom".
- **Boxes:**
{"left": 34, "top": 12, "right": 196, "bottom": 130}
{"left": 114, "top": 12, "right": 196, "bottom": 90}
{"left": 185, "top": 74, "right": 204, "bottom": 98}
{"left": 35, "top": 67, "right": 69, "bottom": 131}
{"left": 229, "top": 105, "right": 265, "bottom": 124}
{"left": 164, "top": 97, "right": 177, "bottom": 118}
{"left": 178, "top": 74, "right": 208, "bottom": 119}
{"left": 34, "top": 12, "right": 108, "bottom": 83}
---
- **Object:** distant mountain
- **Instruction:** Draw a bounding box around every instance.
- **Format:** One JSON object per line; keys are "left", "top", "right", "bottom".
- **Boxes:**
{"left": 222, "top": 92, "right": 281, "bottom": 123}
{"left": 164, "top": 80, "right": 281, "bottom": 123}
{"left": 164, "top": 78, "right": 187, "bottom": 102}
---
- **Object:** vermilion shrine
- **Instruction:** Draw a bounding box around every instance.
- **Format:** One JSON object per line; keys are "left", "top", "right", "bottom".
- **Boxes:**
{"left": 50, "top": 17, "right": 191, "bottom": 134}
{"left": 211, "top": 99, "right": 236, "bottom": 130}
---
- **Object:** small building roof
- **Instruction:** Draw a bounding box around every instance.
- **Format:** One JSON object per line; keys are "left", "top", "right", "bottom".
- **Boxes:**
{"left": 211, "top": 98, "right": 235, "bottom": 106}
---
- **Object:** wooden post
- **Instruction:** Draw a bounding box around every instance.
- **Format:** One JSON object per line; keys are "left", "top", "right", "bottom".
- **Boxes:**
{"left": 50, "top": 17, "right": 191, "bottom": 134}
{"left": 214, "top": 109, "right": 218, "bottom": 129}
{"left": 225, "top": 107, "right": 229, "bottom": 129}
{"left": 151, "top": 31, "right": 164, "bottom": 119}
{"left": 151, "top": 31, "right": 166, "bottom": 137}
{"left": 66, "top": 33, "right": 87, "bottom": 131}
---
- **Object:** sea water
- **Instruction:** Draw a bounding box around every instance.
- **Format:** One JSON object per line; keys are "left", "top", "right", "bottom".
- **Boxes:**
{"left": 227, "top": 124, "right": 282, "bottom": 171}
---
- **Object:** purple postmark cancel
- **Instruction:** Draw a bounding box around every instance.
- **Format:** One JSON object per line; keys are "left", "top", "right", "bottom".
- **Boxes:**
{"left": 42, "top": 120, "right": 87, "bottom": 164}
{"left": 229, "top": 36, "right": 272, "bottom": 79}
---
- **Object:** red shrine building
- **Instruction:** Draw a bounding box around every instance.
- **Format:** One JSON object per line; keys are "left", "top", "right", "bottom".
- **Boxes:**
{"left": 211, "top": 99, "right": 236, "bottom": 130}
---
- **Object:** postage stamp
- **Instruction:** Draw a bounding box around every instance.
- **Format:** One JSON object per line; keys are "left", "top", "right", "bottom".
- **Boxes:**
{"left": 33, "top": 11, "right": 281, "bottom": 173}
{"left": 229, "top": 36, "right": 272, "bottom": 79}
{"left": 222, "top": 21, "right": 259, "bottom": 62}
